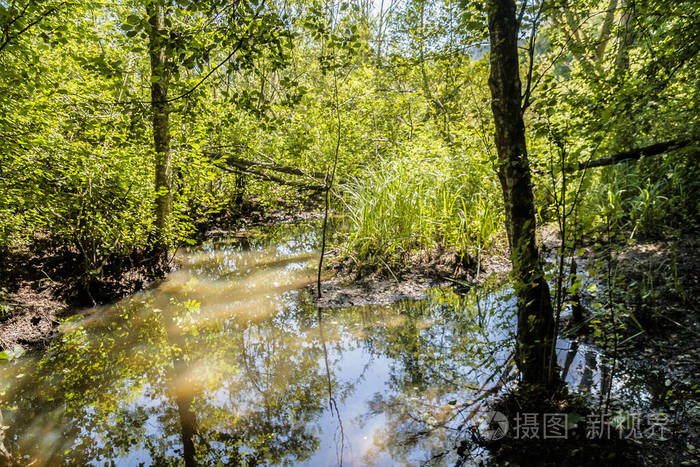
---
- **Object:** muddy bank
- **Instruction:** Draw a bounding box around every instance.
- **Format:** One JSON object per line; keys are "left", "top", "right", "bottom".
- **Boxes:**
{"left": 315, "top": 246, "right": 511, "bottom": 307}
{"left": 0, "top": 203, "right": 324, "bottom": 352}
{"left": 0, "top": 239, "right": 168, "bottom": 351}
{"left": 203, "top": 209, "right": 323, "bottom": 239}
{"left": 313, "top": 224, "right": 579, "bottom": 308}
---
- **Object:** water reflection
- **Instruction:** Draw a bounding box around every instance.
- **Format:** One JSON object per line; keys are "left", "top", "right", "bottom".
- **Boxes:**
{"left": 0, "top": 222, "right": 658, "bottom": 466}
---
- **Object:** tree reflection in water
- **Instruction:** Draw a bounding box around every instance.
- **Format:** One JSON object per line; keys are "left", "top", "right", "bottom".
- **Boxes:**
{"left": 0, "top": 223, "right": 653, "bottom": 465}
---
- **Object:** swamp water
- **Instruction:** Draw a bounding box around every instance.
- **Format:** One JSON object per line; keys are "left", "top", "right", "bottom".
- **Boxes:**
{"left": 0, "top": 222, "right": 664, "bottom": 466}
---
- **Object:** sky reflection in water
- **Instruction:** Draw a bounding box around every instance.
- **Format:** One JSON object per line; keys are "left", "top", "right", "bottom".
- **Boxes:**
{"left": 0, "top": 222, "right": 654, "bottom": 466}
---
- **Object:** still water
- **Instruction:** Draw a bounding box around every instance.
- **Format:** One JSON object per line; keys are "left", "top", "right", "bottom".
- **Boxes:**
{"left": 0, "top": 222, "right": 656, "bottom": 466}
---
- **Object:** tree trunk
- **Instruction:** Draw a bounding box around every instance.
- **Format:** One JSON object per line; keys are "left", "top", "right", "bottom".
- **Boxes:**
{"left": 594, "top": 0, "right": 618, "bottom": 61}
{"left": 486, "top": 0, "right": 557, "bottom": 389}
{"left": 614, "top": 0, "right": 635, "bottom": 73}
{"left": 376, "top": 0, "right": 385, "bottom": 65}
{"left": 147, "top": 0, "right": 172, "bottom": 250}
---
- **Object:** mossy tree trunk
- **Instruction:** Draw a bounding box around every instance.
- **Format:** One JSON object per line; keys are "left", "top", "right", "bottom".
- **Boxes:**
{"left": 485, "top": 0, "right": 558, "bottom": 389}
{"left": 147, "top": 0, "right": 172, "bottom": 252}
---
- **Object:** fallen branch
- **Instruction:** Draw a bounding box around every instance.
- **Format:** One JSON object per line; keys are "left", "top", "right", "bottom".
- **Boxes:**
{"left": 203, "top": 148, "right": 326, "bottom": 182}
{"left": 224, "top": 155, "right": 326, "bottom": 180}
{"left": 221, "top": 166, "right": 324, "bottom": 191}
{"left": 573, "top": 139, "right": 694, "bottom": 171}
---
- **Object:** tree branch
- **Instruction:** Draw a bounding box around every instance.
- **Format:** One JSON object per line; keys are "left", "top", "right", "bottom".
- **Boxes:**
{"left": 219, "top": 154, "right": 326, "bottom": 180}
{"left": 521, "top": 0, "right": 545, "bottom": 112}
{"left": 0, "top": 2, "right": 68, "bottom": 56}
{"left": 573, "top": 139, "right": 694, "bottom": 171}
{"left": 220, "top": 166, "right": 324, "bottom": 190}
{"left": 163, "top": 1, "right": 265, "bottom": 104}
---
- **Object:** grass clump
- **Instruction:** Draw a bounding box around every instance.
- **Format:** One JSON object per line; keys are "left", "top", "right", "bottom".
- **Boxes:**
{"left": 339, "top": 143, "right": 503, "bottom": 270}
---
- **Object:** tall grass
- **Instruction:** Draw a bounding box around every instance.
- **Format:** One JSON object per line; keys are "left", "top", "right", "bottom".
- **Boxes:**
{"left": 339, "top": 149, "right": 503, "bottom": 267}
{"left": 583, "top": 154, "right": 700, "bottom": 239}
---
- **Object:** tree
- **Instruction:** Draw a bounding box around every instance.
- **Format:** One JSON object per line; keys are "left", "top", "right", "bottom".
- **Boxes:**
{"left": 485, "top": 0, "right": 557, "bottom": 389}
{"left": 146, "top": 0, "right": 172, "bottom": 252}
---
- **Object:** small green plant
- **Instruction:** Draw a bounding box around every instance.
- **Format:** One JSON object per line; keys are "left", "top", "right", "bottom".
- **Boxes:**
{"left": 0, "top": 287, "right": 11, "bottom": 318}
